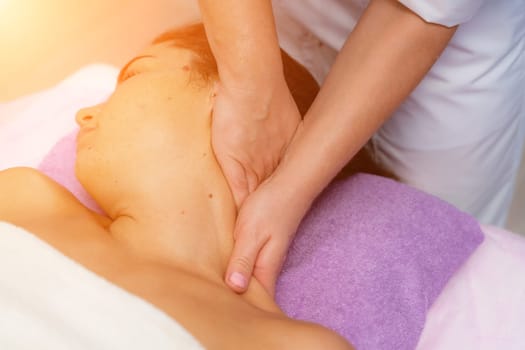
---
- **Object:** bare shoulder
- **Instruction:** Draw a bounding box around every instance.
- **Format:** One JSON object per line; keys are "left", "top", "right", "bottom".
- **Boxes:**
{"left": 0, "top": 167, "right": 84, "bottom": 223}
{"left": 292, "top": 322, "right": 354, "bottom": 350}
{"left": 1, "top": 166, "right": 53, "bottom": 185}
{"left": 0, "top": 166, "right": 67, "bottom": 199}
{"left": 267, "top": 317, "right": 354, "bottom": 350}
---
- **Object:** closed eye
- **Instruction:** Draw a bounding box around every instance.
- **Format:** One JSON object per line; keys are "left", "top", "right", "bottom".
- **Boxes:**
{"left": 117, "top": 55, "right": 154, "bottom": 84}
{"left": 121, "top": 69, "right": 138, "bottom": 82}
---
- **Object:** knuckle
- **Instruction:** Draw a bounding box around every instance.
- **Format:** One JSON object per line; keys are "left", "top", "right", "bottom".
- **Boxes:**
{"left": 231, "top": 256, "right": 253, "bottom": 273}
{"left": 253, "top": 263, "right": 275, "bottom": 276}
{"left": 230, "top": 175, "right": 248, "bottom": 190}
{"left": 237, "top": 226, "right": 268, "bottom": 246}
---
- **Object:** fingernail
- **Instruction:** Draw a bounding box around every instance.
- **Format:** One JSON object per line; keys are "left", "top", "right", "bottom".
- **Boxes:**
{"left": 229, "top": 272, "right": 247, "bottom": 289}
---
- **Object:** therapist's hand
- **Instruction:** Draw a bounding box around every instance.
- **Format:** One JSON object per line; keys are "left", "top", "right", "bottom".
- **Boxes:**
{"left": 224, "top": 170, "right": 310, "bottom": 297}
{"left": 211, "top": 75, "right": 301, "bottom": 208}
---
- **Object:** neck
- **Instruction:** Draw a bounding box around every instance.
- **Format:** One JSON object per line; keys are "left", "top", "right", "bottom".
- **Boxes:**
{"left": 104, "top": 165, "right": 281, "bottom": 313}
{"left": 109, "top": 176, "right": 234, "bottom": 281}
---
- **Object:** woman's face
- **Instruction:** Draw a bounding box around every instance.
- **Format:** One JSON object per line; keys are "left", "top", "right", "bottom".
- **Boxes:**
{"left": 75, "top": 43, "right": 215, "bottom": 210}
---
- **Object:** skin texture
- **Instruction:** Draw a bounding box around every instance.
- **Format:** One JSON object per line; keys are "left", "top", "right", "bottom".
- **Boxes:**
{"left": 199, "top": 0, "right": 457, "bottom": 295}
{"left": 197, "top": 0, "right": 302, "bottom": 295}
{"left": 0, "top": 43, "right": 352, "bottom": 350}
{"left": 198, "top": 0, "right": 301, "bottom": 208}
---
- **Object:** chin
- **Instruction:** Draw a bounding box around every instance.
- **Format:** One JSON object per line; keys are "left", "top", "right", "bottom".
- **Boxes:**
{"left": 74, "top": 159, "right": 91, "bottom": 192}
{"left": 74, "top": 150, "right": 100, "bottom": 189}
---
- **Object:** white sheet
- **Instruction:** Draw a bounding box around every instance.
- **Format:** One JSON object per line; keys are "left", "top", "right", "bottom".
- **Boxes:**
{"left": 0, "top": 222, "right": 203, "bottom": 349}
{"left": 416, "top": 225, "right": 525, "bottom": 349}
{"left": 0, "top": 64, "right": 118, "bottom": 169}
{"left": 1, "top": 64, "right": 525, "bottom": 349}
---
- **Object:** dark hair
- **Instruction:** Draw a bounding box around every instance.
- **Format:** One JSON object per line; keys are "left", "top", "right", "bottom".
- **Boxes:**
{"left": 144, "top": 23, "right": 320, "bottom": 116}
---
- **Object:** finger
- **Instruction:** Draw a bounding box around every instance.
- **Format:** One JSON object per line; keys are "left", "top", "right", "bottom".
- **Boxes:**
{"left": 261, "top": 155, "right": 278, "bottom": 186}
{"left": 217, "top": 157, "right": 250, "bottom": 208}
{"left": 245, "top": 168, "right": 260, "bottom": 195}
{"left": 253, "top": 239, "right": 289, "bottom": 298}
{"left": 225, "top": 225, "right": 268, "bottom": 293}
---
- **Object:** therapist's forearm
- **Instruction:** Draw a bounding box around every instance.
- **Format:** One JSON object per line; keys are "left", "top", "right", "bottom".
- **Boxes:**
{"left": 273, "top": 0, "right": 457, "bottom": 203}
{"left": 198, "top": 0, "right": 282, "bottom": 89}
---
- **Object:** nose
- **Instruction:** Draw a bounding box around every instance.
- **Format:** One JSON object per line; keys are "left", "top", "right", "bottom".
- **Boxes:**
{"left": 75, "top": 105, "right": 102, "bottom": 128}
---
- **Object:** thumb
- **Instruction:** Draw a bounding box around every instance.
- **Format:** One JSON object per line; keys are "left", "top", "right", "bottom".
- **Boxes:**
{"left": 252, "top": 241, "right": 288, "bottom": 298}
{"left": 225, "top": 228, "right": 266, "bottom": 293}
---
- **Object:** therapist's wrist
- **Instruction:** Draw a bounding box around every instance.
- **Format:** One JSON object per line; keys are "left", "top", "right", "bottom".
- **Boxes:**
{"left": 217, "top": 51, "right": 284, "bottom": 93}
{"left": 268, "top": 122, "right": 334, "bottom": 209}
{"left": 261, "top": 167, "right": 317, "bottom": 238}
{"left": 267, "top": 162, "right": 319, "bottom": 215}
{"left": 216, "top": 63, "right": 290, "bottom": 124}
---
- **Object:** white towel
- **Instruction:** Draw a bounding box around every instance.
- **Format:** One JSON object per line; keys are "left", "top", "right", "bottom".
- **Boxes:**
{"left": 0, "top": 221, "right": 203, "bottom": 350}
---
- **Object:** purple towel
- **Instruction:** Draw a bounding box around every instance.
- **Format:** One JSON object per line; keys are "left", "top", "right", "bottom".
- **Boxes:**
{"left": 39, "top": 132, "right": 484, "bottom": 349}
{"left": 275, "top": 174, "right": 484, "bottom": 349}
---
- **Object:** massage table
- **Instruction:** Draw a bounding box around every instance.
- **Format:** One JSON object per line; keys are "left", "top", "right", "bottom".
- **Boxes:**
{"left": 1, "top": 64, "right": 524, "bottom": 350}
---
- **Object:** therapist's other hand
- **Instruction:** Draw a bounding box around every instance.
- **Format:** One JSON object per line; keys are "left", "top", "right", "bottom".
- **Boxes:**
{"left": 211, "top": 76, "right": 301, "bottom": 208}
{"left": 224, "top": 170, "right": 310, "bottom": 297}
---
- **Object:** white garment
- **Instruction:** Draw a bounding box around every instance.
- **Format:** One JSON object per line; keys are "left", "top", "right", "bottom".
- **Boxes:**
{"left": 273, "top": 0, "right": 525, "bottom": 226}
{"left": 0, "top": 221, "right": 204, "bottom": 350}
{"left": 398, "top": 0, "right": 486, "bottom": 27}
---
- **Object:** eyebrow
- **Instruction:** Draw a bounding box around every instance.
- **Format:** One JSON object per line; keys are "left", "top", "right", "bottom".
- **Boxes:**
{"left": 117, "top": 55, "right": 155, "bottom": 83}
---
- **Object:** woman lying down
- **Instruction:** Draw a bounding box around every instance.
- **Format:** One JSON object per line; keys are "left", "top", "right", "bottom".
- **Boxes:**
{"left": 1, "top": 21, "right": 496, "bottom": 348}
{"left": 0, "top": 24, "right": 356, "bottom": 349}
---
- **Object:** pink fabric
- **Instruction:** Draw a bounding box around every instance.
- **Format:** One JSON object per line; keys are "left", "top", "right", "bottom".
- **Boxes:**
{"left": 38, "top": 130, "right": 103, "bottom": 214}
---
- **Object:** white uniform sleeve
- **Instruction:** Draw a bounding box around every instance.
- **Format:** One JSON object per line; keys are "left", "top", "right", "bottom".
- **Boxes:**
{"left": 398, "top": 0, "right": 486, "bottom": 26}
